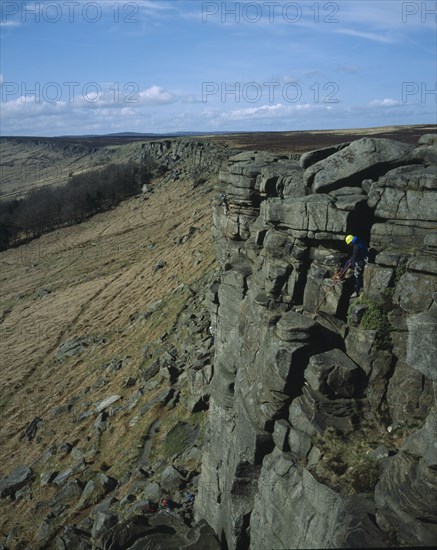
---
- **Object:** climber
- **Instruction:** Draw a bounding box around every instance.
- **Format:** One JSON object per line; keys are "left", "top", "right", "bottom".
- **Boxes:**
{"left": 208, "top": 324, "right": 215, "bottom": 344}
{"left": 220, "top": 193, "right": 229, "bottom": 215}
{"left": 342, "top": 234, "right": 369, "bottom": 297}
{"left": 160, "top": 497, "right": 172, "bottom": 512}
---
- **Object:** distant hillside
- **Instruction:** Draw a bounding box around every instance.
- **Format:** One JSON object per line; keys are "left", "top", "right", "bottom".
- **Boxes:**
{"left": 2, "top": 125, "right": 435, "bottom": 203}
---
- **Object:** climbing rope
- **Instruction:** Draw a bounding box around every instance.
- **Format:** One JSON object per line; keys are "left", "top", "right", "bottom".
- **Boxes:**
{"left": 312, "top": 261, "right": 351, "bottom": 318}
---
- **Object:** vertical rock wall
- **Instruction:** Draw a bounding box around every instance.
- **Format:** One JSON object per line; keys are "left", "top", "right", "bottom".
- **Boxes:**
{"left": 195, "top": 137, "right": 437, "bottom": 549}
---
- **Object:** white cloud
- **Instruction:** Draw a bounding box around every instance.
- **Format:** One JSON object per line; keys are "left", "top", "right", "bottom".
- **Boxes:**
{"left": 0, "top": 96, "right": 68, "bottom": 119}
{"left": 220, "top": 102, "right": 333, "bottom": 121}
{"left": 0, "top": 20, "right": 21, "bottom": 27}
{"left": 368, "top": 98, "right": 402, "bottom": 107}
{"left": 137, "top": 85, "right": 176, "bottom": 105}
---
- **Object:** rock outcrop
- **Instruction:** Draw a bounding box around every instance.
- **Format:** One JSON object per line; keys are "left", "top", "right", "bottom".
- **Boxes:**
{"left": 195, "top": 135, "right": 437, "bottom": 549}
{"left": 1, "top": 133, "right": 435, "bottom": 549}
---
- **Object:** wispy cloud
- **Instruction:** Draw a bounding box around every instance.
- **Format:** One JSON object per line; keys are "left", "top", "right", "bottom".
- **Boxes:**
{"left": 336, "top": 65, "right": 361, "bottom": 74}
{"left": 0, "top": 20, "right": 21, "bottom": 27}
{"left": 334, "top": 28, "right": 394, "bottom": 44}
{"left": 220, "top": 103, "right": 333, "bottom": 121}
{"left": 368, "top": 98, "right": 402, "bottom": 107}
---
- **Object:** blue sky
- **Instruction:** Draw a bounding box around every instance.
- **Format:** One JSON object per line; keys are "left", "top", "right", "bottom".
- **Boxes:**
{"left": 1, "top": 0, "right": 436, "bottom": 135}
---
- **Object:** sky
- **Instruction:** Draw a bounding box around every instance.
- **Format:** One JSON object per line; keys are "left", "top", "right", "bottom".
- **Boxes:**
{"left": 0, "top": 0, "right": 436, "bottom": 136}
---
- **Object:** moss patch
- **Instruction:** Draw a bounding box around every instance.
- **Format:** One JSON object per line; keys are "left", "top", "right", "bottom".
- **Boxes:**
{"left": 348, "top": 293, "right": 393, "bottom": 350}
{"left": 149, "top": 407, "right": 207, "bottom": 464}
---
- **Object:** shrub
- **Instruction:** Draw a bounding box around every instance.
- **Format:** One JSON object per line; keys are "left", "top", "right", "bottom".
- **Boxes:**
{"left": 312, "top": 426, "right": 383, "bottom": 495}
{"left": 348, "top": 294, "right": 392, "bottom": 350}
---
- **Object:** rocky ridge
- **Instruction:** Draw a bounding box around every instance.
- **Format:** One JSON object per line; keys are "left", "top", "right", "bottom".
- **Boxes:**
{"left": 0, "top": 137, "right": 231, "bottom": 201}
{"left": 1, "top": 132, "right": 436, "bottom": 549}
{"left": 195, "top": 134, "right": 437, "bottom": 548}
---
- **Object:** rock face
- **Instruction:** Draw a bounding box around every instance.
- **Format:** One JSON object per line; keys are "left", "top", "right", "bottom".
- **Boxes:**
{"left": 141, "top": 138, "right": 232, "bottom": 182}
{"left": 195, "top": 135, "right": 437, "bottom": 549}
{"left": 304, "top": 137, "right": 415, "bottom": 193}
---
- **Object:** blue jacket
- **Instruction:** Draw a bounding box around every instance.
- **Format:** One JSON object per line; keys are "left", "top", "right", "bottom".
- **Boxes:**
{"left": 350, "top": 237, "right": 368, "bottom": 266}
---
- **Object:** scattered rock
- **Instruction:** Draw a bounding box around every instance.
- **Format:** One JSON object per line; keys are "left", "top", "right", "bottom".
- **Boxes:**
{"left": 160, "top": 465, "right": 184, "bottom": 492}
{"left": 40, "top": 471, "right": 58, "bottom": 487}
{"left": 77, "top": 474, "right": 117, "bottom": 510}
{"left": 0, "top": 466, "right": 33, "bottom": 499}
{"left": 95, "top": 395, "right": 121, "bottom": 413}
{"left": 56, "top": 525, "right": 92, "bottom": 550}
{"left": 154, "top": 260, "right": 167, "bottom": 272}
{"left": 24, "top": 416, "right": 43, "bottom": 441}
{"left": 91, "top": 511, "right": 119, "bottom": 540}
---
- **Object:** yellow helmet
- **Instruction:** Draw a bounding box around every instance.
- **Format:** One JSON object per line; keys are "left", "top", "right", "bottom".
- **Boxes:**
{"left": 345, "top": 235, "right": 354, "bottom": 245}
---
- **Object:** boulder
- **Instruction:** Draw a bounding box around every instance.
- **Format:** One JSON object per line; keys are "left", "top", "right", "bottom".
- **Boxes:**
{"left": 368, "top": 166, "right": 437, "bottom": 222}
{"left": 50, "top": 479, "right": 83, "bottom": 508}
{"left": 299, "top": 142, "right": 350, "bottom": 169}
{"left": 24, "top": 416, "right": 43, "bottom": 441}
{"left": 363, "top": 264, "right": 394, "bottom": 298}
{"left": 0, "top": 466, "right": 33, "bottom": 499}
{"left": 305, "top": 348, "right": 363, "bottom": 398}
{"left": 375, "top": 451, "right": 437, "bottom": 546}
{"left": 333, "top": 194, "right": 367, "bottom": 211}
{"left": 76, "top": 474, "right": 117, "bottom": 510}
{"left": 304, "top": 138, "right": 414, "bottom": 193}
{"left": 160, "top": 465, "right": 184, "bottom": 492}
{"left": 56, "top": 526, "right": 91, "bottom": 550}
{"left": 258, "top": 161, "right": 306, "bottom": 198}
{"left": 386, "top": 359, "right": 433, "bottom": 424}
{"left": 413, "top": 134, "right": 437, "bottom": 164}
{"left": 394, "top": 271, "right": 436, "bottom": 313}
{"left": 288, "top": 427, "right": 311, "bottom": 459}
{"left": 52, "top": 460, "right": 86, "bottom": 486}
{"left": 91, "top": 511, "right": 119, "bottom": 540}
{"left": 275, "top": 310, "right": 318, "bottom": 342}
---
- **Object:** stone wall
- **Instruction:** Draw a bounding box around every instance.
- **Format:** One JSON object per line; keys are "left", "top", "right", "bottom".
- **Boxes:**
{"left": 195, "top": 136, "right": 437, "bottom": 548}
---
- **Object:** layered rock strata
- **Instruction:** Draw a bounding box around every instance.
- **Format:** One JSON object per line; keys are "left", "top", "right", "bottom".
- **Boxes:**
{"left": 195, "top": 136, "right": 437, "bottom": 549}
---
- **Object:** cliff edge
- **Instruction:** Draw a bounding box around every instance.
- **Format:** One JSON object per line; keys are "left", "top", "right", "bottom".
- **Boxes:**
{"left": 195, "top": 134, "right": 437, "bottom": 548}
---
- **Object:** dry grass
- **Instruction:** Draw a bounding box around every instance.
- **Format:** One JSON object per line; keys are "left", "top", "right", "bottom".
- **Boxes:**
{"left": 0, "top": 174, "right": 216, "bottom": 543}
{"left": 206, "top": 124, "right": 435, "bottom": 153}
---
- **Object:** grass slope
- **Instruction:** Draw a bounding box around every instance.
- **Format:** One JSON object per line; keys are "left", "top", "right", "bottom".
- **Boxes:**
{"left": 0, "top": 173, "right": 216, "bottom": 543}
